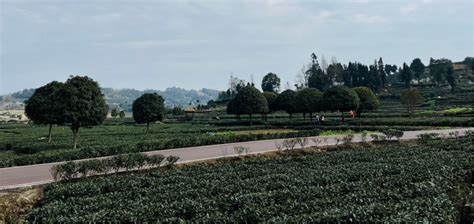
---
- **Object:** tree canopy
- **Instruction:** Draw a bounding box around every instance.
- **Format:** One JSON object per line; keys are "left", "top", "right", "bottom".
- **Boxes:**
{"left": 24, "top": 81, "right": 65, "bottom": 142}
{"left": 399, "top": 63, "right": 413, "bottom": 87}
{"left": 322, "top": 85, "right": 360, "bottom": 123}
{"left": 261, "top": 73, "right": 281, "bottom": 93}
{"left": 262, "top": 92, "right": 278, "bottom": 113}
{"left": 400, "top": 88, "right": 423, "bottom": 118}
{"left": 226, "top": 86, "right": 268, "bottom": 125}
{"left": 274, "top": 89, "right": 297, "bottom": 119}
{"left": 59, "top": 76, "right": 108, "bottom": 149}
{"left": 352, "top": 87, "right": 379, "bottom": 117}
{"left": 132, "top": 93, "right": 166, "bottom": 132}
{"left": 410, "top": 58, "right": 425, "bottom": 83}
{"left": 295, "top": 88, "right": 322, "bottom": 122}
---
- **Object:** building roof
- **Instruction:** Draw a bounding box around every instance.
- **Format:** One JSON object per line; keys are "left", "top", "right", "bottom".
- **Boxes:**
{"left": 184, "top": 106, "right": 196, "bottom": 113}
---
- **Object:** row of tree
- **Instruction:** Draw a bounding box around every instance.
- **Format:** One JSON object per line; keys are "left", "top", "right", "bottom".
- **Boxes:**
{"left": 226, "top": 84, "right": 380, "bottom": 125}
{"left": 25, "top": 76, "right": 168, "bottom": 148}
{"left": 217, "top": 55, "right": 467, "bottom": 102}
{"left": 25, "top": 76, "right": 108, "bottom": 149}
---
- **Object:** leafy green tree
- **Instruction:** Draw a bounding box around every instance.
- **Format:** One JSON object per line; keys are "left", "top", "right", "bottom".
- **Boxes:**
{"left": 399, "top": 63, "right": 413, "bottom": 87}
{"left": 410, "top": 58, "right": 425, "bottom": 83}
{"left": 226, "top": 98, "right": 241, "bottom": 120}
{"left": 352, "top": 87, "right": 379, "bottom": 118}
{"left": 59, "top": 76, "right": 108, "bottom": 149}
{"left": 119, "top": 111, "right": 126, "bottom": 118}
{"left": 307, "top": 53, "right": 331, "bottom": 91}
{"left": 295, "top": 88, "right": 322, "bottom": 123}
{"left": 132, "top": 93, "right": 166, "bottom": 133}
{"left": 110, "top": 108, "right": 119, "bottom": 118}
{"left": 429, "top": 58, "right": 452, "bottom": 86}
{"left": 400, "top": 88, "right": 423, "bottom": 118}
{"left": 262, "top": 92, "right": 278, "bottom": 113}
{"left": 274, "top": 89, "right": 297, "bottom": 120}
{"left": 227, "top": 86, "right": 268, "bottom": 125}
{"left": 446, "top": 65, "right": 456, "bottom": 92}
{"left": 378, "top": 57, "right": 386, "bottom": 87}
{"left": 24, "top": 81, "right": 65, "bottom": 143}
{"left": 464, "top": 57, "right": 474, "bottom": 70}
{"left": 322, "top": 85, "right": 360, "bottom": 123}
{"left": 261, "top": 73, "right": 281, "bottom": 93}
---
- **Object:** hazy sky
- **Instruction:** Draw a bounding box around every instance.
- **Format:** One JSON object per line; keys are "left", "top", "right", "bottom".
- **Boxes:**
{"left": 1, "top": 0, "right": 473, "bottom": 94}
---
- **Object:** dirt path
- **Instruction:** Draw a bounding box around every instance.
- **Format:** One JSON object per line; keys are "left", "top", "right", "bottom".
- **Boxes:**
{"left": 1, "top": 127, "right": 472, "bottom": 190}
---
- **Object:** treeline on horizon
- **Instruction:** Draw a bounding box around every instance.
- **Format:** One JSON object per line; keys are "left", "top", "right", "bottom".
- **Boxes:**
{"left": 215, "top": 55, "right": 474, "bottom": 104}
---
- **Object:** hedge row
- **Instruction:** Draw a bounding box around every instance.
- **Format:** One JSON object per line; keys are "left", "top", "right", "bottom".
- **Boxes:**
{"left": 51, "top": 153, "right": 179, "bottom": 181}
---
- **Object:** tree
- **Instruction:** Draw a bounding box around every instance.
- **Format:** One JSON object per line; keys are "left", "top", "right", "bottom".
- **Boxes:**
{"left": 110, "top": 108, "right": 119, "bottom": 118}
{"left": 295, "top": 88, "right": 323, "bottom": 123}
{"left": 118, "top": 111, "right": 126, "bottom": 118}
{"left": 262, "top": 92, "right": 278, "bottom": 113}
{"left": 410, "top": 58, "right": 425, "bottom": 83}
{"left": 400, "top": 88, "right": 423, "bottom": 118}
{"left": 227, "top": 86, "right": 268, "bottom": 125}
{"left": 446, "top": 64, "right": 456, "bottom": 92}
{"left": 378, "top": 57, "right": 386, "bottom": 87}
{"left": 322, "top": 85, "right": 360, "bottom": 123}
{"left": 226, "top": 98, "right": 241, "bottom": 120}
{"left": 261, "top": 73, "right": 281, "bottom": 93}
{"left": 132, "top": 93, "right": 166, "bottom": 133}
{"left": 274, "top": 89, "right": 297, "bottom": 120}
{"left": 429, "top": 58, "right": 452, "bottom": 86}
{"left": 399, "top": 63, "right": 413, "bottom": 87}
{"left": 307, "top": 53, "right": 331, "bottom": 91}
{"left": 351, "top": 87, "right": 379, "bottom": 118}
{"left": 464, "top": 57, "right": 474, "bottom": 71}
{"left": 24, "top": 81, "right": 65, "bottom": 143}
{"left": 59, "top": 76, "right": 108, "bottom": 149}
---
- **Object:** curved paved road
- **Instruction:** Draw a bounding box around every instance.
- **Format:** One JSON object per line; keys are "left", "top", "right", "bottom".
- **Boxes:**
{"left": 1, "top": 127, "right": 472, "bottom": 190}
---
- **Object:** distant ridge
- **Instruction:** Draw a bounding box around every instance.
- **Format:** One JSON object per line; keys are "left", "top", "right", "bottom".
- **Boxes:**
{"left": 0, "top": 87, "right": 220, "bottom": 111}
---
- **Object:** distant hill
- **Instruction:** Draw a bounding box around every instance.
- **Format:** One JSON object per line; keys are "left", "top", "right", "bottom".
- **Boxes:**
{"left": 0, "top": 87, "right": 220, "bottom": 111}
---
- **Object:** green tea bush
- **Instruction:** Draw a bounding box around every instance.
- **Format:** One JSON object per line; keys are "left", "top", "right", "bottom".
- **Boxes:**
{"left": 50, "top": 153, "right": 175, "bottom": 181}
{"left": 29, "top": 136, "right": 473, "bottom": 222}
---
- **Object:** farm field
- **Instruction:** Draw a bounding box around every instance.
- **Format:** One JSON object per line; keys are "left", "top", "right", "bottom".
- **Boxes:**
{"left": 1, "top": 109, "right": 473, "bottom": 168}
{"left": 25, "top": 135, "right": 474, "bottom": 222}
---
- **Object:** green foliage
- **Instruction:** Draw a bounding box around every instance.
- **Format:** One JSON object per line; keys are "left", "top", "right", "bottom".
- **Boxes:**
{"left": 50, "top": 153, "right": 172, "bottom": 181}
{"left": 322, "top": 86, "right": 360, "bottom": 115}
{"left": 110, "top": 108, "right": 119, "bottom": 118}
{"left": 429, "top": 58, "right": 453, "bottom": 85}
{"left": 261, "top": 73, "right": 281, "bottom": 93}
{"left": 24, "top": 81, "right": 65, "bottom": 126}
{"left": 381, "top": 129, "right": 404, "bottom": 140}
{"left": 352, "top": 87, "right": 379, "bottom": 117}
{"left": 295, "top": 88, "right": 323, "bottom": 116}
{"left": 132, "top": 93, "right": 165, "bottom": 132}
{"left": 400, "top": 88, "right": 423, "bottom": 117}
{"left": 226, "top": 86, "right": 268, "bottom": 124}
{"left": 118, "top": 111, "right": 126, "bottom": 118}
{"left": 28, "top": 136, "right": 474, "bottom": 222}
{"left": 410, "top": 58, "right": 425, "bottom": 83}
{"left": 398, "top": 63, "right": 413, "bottom": 87}
{"left": 274, "top": 90, "right": 297, "bottom": 118}
{"left": 262, "top": 92, "right": 278, "bottom": 113}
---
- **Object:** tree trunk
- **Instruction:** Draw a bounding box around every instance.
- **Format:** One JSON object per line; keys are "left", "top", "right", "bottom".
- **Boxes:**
{"left": 48, "top": 124, "right": 52, "bottom": 143}
{"left": 341, "top": 111, "right": 345, "bottom": 123}
{"left": 146, "top": 122, "right": 150, "bottom": 133}
{"left": 303, "top": 113, "right": 306, "bottom": 120}
{"left": 289, "top": 113, "right": 292, "bottom": 120}
{"left": 72, "top": 129, "right": 78, "bottom": 150}
{"left": 249, "top": 114, "right": 253, "bottom": 126}
{"left": 309, "top": 112, "right": 313, "bottom": 124}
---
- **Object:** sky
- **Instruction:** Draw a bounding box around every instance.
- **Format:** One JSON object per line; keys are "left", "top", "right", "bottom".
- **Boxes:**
{"left": 1, "top": 0, "right": 473, "bottom": 94}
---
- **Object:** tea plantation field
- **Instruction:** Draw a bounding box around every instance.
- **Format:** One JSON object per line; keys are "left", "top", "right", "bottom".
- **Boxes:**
{"left": 2, "top": 114, "right": 473, "bottom": 167}
{"left": 27, "top": 135, "right": 474, "bottom": 222}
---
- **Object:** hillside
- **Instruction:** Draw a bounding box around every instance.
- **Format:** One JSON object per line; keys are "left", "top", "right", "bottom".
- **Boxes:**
{"left": 0, "top": 87, "right": 220, "bottom": 111}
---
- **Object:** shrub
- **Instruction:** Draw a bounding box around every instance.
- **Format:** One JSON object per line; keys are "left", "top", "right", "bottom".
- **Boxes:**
{"left": 382, "top": 129, "right": 404, "bottom": 140}
{"left": 342, "top": 134, "right": 354, "bottom": 144}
